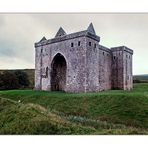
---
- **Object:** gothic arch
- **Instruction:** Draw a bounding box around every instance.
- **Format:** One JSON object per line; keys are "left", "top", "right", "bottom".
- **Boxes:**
{"left": 50, "top": 53, "right": 67, "bottom": 91}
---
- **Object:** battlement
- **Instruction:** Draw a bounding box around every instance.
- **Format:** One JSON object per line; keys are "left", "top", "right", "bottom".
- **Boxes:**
{"left": 99, "top": 44, "right": 111, "bottom": 53}
{"left": 111, "top": 46, "right": 133, "bottom": 54}
{"left": 35, "top": 24, "right": 100, "bottom": 48}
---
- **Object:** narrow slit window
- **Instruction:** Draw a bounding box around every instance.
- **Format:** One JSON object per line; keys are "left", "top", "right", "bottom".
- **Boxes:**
{"left": 89, "top": 42, "right": 91, "bottom": 46}
{"left": 78, "top": 41, "right": 80, "bottom": 46}
{"left": 46, "top": 67, "right": 48, "bottom": 77}
{"left": 71, "top": 43, "right": 74, "bottom": 47}
{"left": 94, "top": 44, "right": 96, "bottom": 48}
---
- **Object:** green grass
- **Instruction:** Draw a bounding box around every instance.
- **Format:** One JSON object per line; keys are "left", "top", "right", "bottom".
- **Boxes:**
{"left": 0, "top": 97, "right": 95, "bottom": 135}
{"left": 0, "top": 83, "right": 148, "bottom": 134}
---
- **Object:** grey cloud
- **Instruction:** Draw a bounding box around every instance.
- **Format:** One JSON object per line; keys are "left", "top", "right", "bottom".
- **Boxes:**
{"left": 0, "top": 13, "right": 148, "bottom": 74}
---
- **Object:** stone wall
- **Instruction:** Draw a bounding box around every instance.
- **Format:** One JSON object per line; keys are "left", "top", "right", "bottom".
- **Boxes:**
{"left": 111, "top": 46, "right": 133, "bottom": 90}
{"left": 99, "top": 45, "right": 112, "bottom": 91}
{"left": 35, "top": 46, "right": 42, "bottom": 90}
{"left": 85, "top": 37, "right": 99, "bottom": 92}
{"left": 123, "top": 47, "right": 133, "bottom": 90}
{"left": 35, "top": 35, "right": 89, "bottom": 92}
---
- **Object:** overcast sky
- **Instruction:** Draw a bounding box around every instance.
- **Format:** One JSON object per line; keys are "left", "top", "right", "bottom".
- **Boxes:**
{"left": 0, "top": 13, "right": 147, "bottom": 75}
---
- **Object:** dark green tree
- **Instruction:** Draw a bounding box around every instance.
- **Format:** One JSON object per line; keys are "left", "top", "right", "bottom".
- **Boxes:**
{"left": 0, "top": 71, "right": 20, "bottom": 90}
{"left": 14, "top": 70, "right": 30, "bottom": 88}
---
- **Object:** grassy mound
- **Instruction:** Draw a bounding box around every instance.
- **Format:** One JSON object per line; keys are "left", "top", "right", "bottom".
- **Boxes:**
{"left": 0, "top": 97, "right": 95, "bottom": 135}
{"left": 0, "top": 83, "right": 148, "bottom": 134}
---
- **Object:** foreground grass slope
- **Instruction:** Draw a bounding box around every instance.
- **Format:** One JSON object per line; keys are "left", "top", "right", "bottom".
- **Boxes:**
{"left": 0, "top": 83, "right": 148, "bottom": 134}
{"left": 0, "top": 97, "right": 95, "bottom": 134}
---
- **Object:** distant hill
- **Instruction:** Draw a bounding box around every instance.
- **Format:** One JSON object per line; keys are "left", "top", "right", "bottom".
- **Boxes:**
{"left": 133, "top": 74, "right": 148, "bottom": 83}
{"left": 0, "top": 69, "right": 34, "bottom": 88}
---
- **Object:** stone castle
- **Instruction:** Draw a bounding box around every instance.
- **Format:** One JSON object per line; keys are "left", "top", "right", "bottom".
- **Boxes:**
{"left": 35, "top": 23, "right": 133, "bottom": 92}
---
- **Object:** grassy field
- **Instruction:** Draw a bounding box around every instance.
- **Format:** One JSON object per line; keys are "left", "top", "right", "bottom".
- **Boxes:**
{"left": 0, "top": 83, "right": 148, "bottom": 135}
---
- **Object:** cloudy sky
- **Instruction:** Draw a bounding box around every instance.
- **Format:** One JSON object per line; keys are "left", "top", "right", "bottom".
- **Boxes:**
{"left": 0, "top": 13, "right": 147, "bottom": 75}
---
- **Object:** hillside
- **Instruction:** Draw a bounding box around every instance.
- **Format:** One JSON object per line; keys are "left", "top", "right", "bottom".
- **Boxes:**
{"left": 0, "top": 69, "right": 34, "bottom": 88}
{"left": 0, "top": 83, "right": 148, "bottom": 134}
{"left": 134, "top": 74, "right": 148, "bottom": 83}
{"left": 0, "top": 97, "right": 95, "bottom": 134}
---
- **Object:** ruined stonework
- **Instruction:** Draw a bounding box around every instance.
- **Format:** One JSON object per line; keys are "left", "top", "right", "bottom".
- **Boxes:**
{"left": 34, "top": 23, "right": 133, "bottom": 92}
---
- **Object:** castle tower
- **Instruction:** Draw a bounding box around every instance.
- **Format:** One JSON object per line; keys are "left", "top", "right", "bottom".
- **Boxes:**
{"left": 111, "top": 46, "right": 133, "bottom": 90}
{"left": 34, "top": 23, "right": 133, "bottom": 92}
{"left": 35, "top": 23, "right": 101, "bottom": 92}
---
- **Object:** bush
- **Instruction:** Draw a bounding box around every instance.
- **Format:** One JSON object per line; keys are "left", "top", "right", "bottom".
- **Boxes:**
{"left": 0, "top": 70, "right": 30, "bottom": 90}
{"left": 0, "top": 71, "right": 20, "bottom": 90}
{"left": 133, "top": 79, "right": 140, "bottom": 83}
{"left": 14, "top": 70, "right": 30, "bottom": 88}
{"left": 133, "top": 79, "right": 148, "bottom": 83}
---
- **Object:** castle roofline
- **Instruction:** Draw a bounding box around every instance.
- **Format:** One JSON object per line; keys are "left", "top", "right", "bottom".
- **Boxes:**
{"left": 35, "top": 30, "right": 100, "bottom": 47}
{"left": 111, "top": 46, "right": 133, "bottom": 54}
{"left": 99, "top": 44, "right": 111, "bottom": 53}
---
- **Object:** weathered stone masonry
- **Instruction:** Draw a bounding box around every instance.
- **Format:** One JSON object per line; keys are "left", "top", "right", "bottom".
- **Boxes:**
{"left": 34, "top": 23, "right": 133, "bottom": 92}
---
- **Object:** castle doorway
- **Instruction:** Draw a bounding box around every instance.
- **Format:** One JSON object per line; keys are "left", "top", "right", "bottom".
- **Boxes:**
{"left": 50, "top": 53, "right": 67, "bottom": 91}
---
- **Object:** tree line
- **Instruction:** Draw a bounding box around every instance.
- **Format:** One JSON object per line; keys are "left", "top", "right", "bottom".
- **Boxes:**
{"left": 0, "top": 70, "right": 30, "bottom": 90}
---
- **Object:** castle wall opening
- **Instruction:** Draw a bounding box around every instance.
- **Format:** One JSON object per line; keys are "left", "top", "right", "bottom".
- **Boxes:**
{"left": 50, "top": 53, "right": 67, "bottom": 91}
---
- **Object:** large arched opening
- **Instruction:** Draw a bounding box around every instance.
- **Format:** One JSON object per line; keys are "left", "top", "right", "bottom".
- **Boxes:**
{"left": 50, "top": 53, "right": 67, "bottom": 91}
